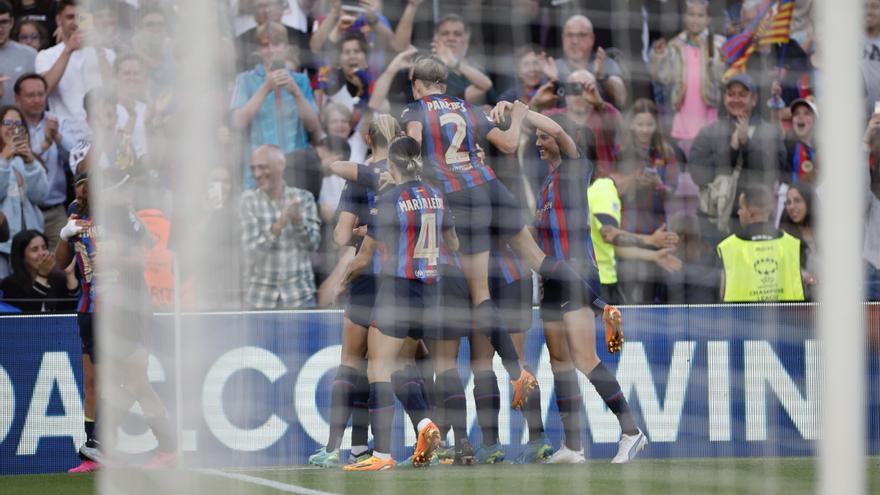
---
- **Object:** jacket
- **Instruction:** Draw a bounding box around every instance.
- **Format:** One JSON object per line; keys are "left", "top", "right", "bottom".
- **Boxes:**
{"left": 0, "top": 156, "right": 48, "bottom": 255}
{"left": 649, "top": 30, "right": 726, "bottom": 111}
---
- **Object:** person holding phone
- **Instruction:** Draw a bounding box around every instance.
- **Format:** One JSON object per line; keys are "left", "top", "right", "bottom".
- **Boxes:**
{"left": 309, "top": 0, "right": 395, "bottom": 79}
{"left": 0, "top": 104, "right": 48, "bottom": 278}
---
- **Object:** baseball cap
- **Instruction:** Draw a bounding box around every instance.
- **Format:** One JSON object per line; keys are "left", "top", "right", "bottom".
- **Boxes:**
{"left": 725, "top": 73, "right": 757, "bottom": 94}
{"left": 74, "top": 172, "right": 88, "bottom": 185}
{"left": 789, "top": 97, "right": 818, "bottom": 118}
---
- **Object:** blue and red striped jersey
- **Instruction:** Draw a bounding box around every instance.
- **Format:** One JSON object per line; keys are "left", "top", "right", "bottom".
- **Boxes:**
{"left": 400, "top": 94, "right": 497, "bottom": 193}
{"left": 68, "top": 202, "right": 96, "bottom": 313}
{"left": 338, "top": 161, "right": 388, "bottom": 275}
{"left": 490, "top": 241, "right": 527, "bottom": 285}
{"left": 534, "top": 155, "right": 596, "bottom": 264}
{"left": 368, "top": 180, "right": 453, "bottom": 283}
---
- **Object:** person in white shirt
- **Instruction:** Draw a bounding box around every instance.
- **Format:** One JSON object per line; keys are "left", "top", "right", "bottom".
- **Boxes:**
{"left": 34, "top": 0, "right": 114, "bottom": 126}
{"left": 0, "top": 1, "right": 36, "bottom": 107}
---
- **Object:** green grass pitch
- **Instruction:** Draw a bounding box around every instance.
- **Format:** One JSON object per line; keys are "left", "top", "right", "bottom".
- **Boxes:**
{"left": 5, "top": 458, "right": 880, "bottom": 495}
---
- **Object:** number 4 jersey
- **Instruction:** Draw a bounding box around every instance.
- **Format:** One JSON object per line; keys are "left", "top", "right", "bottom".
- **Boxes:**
{"left": 368, "top": 180, "right": 455, "bottom": 284}
{"left": 400, "top": 94, "right": 497, "bottom": 193}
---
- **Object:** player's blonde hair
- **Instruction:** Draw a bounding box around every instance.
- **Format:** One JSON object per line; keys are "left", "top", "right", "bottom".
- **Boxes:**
{"left": 368, "top": 114, "right": 401, "bottom": 149}
{"left": 389, "top": 136, "right": 422, "bottom": 178}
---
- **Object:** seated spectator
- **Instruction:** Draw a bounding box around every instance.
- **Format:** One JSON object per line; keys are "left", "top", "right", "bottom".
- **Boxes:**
{"left": 230, "top": 21, "right": 320, "bottom": 189}
{"left": 14, "top": 18, "right": 47, "bottom": 51}
{"left": 689, "top": 73, "right": 785, "bottom": 239}
{"left": 784, "top": 97, "right": 818, "bottom": 185}
{"left": 0, "top": 1, "right": 36, "bottom": 107}
{"left": 315, "top": 31, "right": 372, "bottom": 113}
{"left": 555, "top": 14, "right": 626, "bottom": 109}
{"left": 779, "top": 182, "right": 816, "bottom": 289}
{"left": 648, "top": 0, "right": 725, "bottom": 156}
{"left": 240, "top": 144, "right": 320, "bottom": 309}
{"left": 0, "top": 105, "right": 48, "bottom": 277}
{"left": 321, "top": 100, "right": 367, "bottom": 162}
{"left": 717, "top": 184, "right": 806, "bottom": 302}
{"left": 237, "top": 0, "right": 310, "bottom": 73}
{"left": 309, "top": 0, "right": 395, "bottom": 79}
{"left": 0, "top": 229, "right": 78, "bottom": 312}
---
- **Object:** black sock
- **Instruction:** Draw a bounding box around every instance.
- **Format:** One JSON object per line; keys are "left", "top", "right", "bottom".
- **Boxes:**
{"left": 539, "top": 257, "right": 607, "bottom": 312}
{"left": 414, "top": 353, "right": 435, "bottom": 409}
{"left": 522, "top": 367, "right": 545, "bottom": 442}
{"left": 391, "top": 368, "right": 430, "bottom": 433}
{"left": 326, "top": 365, "right": 358, "bottom": 452}
{"left": 554, "top": 369, "right": 582, "bottom": 451}
{"left": 84, "top": 418, "right": 96, "bottom": 442}
{"left": 144, "top": 411, "right": 177, "bottom": 453}
{"left": 350, "top": 368, "right": 370, "bottom": 451}
{"left": 473, "top": 300, "right": 522, "bottom": 379}
{"left": 472, "top": 370, "right": 500, "bottom": 446}
{"left": 368, "top": 382, "right": 395, "bottom": 455}
{"left": 437, "top": 369, "right": 468, "bottom": 448}
{"left": 587, "top": 362, "right": 638, "bottom": 435}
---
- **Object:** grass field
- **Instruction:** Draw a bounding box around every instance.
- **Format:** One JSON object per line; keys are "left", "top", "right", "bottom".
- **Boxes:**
{"left": 6, "top": 458, "right": 880, "bottom": 495}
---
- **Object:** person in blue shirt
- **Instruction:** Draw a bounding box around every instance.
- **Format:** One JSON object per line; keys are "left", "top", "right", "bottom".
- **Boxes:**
{"left": 230, "top": 21, "right": 320, "bottom": 189}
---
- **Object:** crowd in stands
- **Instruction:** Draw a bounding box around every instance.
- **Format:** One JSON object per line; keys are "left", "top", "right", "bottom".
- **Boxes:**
{"left": 0, "top": 0, "right": 877, "bottom": 313}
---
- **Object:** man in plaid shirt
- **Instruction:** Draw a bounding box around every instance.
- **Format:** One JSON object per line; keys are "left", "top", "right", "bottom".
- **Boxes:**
{"left": 240, "top": 144, "right": 320, "bottom": 309}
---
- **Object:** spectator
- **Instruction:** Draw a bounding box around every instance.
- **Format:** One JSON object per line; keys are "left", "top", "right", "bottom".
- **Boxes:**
{"left": 309, "top": 0, "right": 395, "bottom": 78}
{"left": 240, "top": 144, "right": 320, "bottom": 309}
{"left": 779, "top": 182, "right": 816, "bottom": 284}
{"left": 131, "top": 8, "right": 175, "bottom": 96}
{"left": 321, "top": 100, "right": 367, "bottom": 162}
{"left": 315, "top": 30, "right": 372, "bottom": 113}
{"left": 113, "top": 53, "right": 149, "bottom": 162}
{"left": 316, "top": 134, "right": 350, "bottom": 222}
{"left": 232, "top": 0, "right": 309, "bottom": 37}
{"left": 537, "top": 69, "right": 622, "bottom": 177}
{"left": 665, "top": 214, "right": 721, "bottom": 304}
{"left": 14, "top": 18, "right": 47, "bottom": 51}
{"left": 864, "top": 111, "right": 880, "bottom": 301}
{"left": 648, "top": 0, "right": 725, "bottom": 155}
{"left": 864, "top": 0, "right": 880, "bottom": 119}
{"left": 498, "top": 44, "right": 557, "bottom": 106}
{"left": 717, "top": 184, "right": 805, "bottom": 302}
{"left": 230, "top": 21, "right": 320, "bottom": 189}
{"left": 14, "top": 73, "right": 83, "bottom": 251}
{"left": 236, "top": 0, "right": 310, "bottom": 73}
{"left": 555, "top": 14, "right": 626, "bottom": 109}
{"left": 0, "top": 229, "right": 78, "bottom": 312}
{"left": 9, "top": 0, "right": 55, "bottom": 41}
{"left": 428, "top": 14, "right": 493, "bottom": 103}
{"left": 0, "top": 105, "right": 48, "bottom": 277}
{"left": 366, "top": 46, "right": 419, "bottom": 115}
{"left": 35, "top": 0, "right": 114, "bottom": 125}
{"left": 689, "top": 73, "right": 786, "bottom": 238}
{"left": 0, "top": 1, "right": 36, "bottom": 107}
{"left": 784, "top": 97, "right": 818, "bottom": 185}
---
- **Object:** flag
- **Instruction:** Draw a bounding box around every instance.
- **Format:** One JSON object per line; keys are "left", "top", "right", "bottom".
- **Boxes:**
{"left": 722, "top": 0, "right": 793, "bottom": 80}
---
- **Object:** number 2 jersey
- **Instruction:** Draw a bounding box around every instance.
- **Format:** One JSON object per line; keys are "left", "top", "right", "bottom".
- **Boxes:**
{"left": 400, "top": 94, "right": 497, "bottom": 193}
{"left": 367, "top": 179, "right": 454, "bottom": 284}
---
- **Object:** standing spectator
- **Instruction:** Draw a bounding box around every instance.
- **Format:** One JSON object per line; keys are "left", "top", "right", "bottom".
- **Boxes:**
{"left": 778, "top": 182, "right": 816, "bottom": 283}
{"left": 14, "top": 73, "right": 83, "bottom": 251}
{"left": 113, "top": 53, "right": 149, "bottom": 162}
{"left": 864, "top": 111, "right": 880, "bottom": 301}
{"left": 0, "top": 229, "right": 78, "bottom": 312}
{"left": 498, "top": 44, "right": 557, "bottom": 106}
{"left": 0, "top": 105, "right": 48, "bottom": 277}
{"left": 865, "top": 0, "right": 880, "bottom": 119}
{"left": 309, "top": 0, "right": 396, "bottom": 79}
{"left": 315, "top": 31, "right": 372, "bottom": 113}
{"left": 315, "top": 133, "right": 350, "bottom": 222}
{"left": 131, "top": 8, "right": 175, "bottom": 97}
{"left": 232, "top": 0, "right": 309, "bottom": 36}
{"left": 9, "top": 0, "right": 55, "bottom": 40}
{"left": 35, "top": 0, "right": 114, "bottom": 125}
{"left": 554, "top": 14, "right": 627, "bottom": 109}
{"left": 0, "top": 1, "right": 36, "bottom": 107}
{"left": 231, "top": 21, "right": 320, "bottom": 189}
{"left": 689, "top": 73, "right": 786, "bottom": 238}
{"left": 321, "top": 100, "right": 367, "bottom": 162}
{"left": 428, "top": 14, "right": 494, "bottom": 103}
{"left": 784, "top": 98, "right": 818, "bottom": 185}
{"left": 649, "top": 0, "right": 725, "bottom": 155}
{"left": 717, "top": 184, "right": 805, "bottom": 302}
{"left": 236, "top": 0, "right": 310, "bottom": 73}
{"left": 240, "top": 144, "right": 320, "bottom": 309}
{"left": 14, "top": 19, "right": 47, "bottom": 51}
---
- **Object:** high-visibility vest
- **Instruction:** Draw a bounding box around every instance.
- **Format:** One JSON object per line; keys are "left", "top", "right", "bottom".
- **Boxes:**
{"left": 717, "top": 232, "right": 805, "bottom": 302}
{"left": 588, "top": 177, "right": 620, "bottom": 285}
{"left": 136, "top": 209, "right": 174, "bottom": 310}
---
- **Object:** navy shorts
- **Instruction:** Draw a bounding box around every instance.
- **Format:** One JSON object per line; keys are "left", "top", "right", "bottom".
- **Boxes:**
{"left": 77, "top": 310, "right": 147, "bottom": 362}
{"left": 77, "top": 312, "right": 96, "bottom": 361}
{"left": 446, "top": 179, "right": 526, "bottom": 254}
{"left": 425, "top": 264, "right": 472, "bottom": 341}
{"left": 539, "top": 260, "right": 601, "bottom": 322}
{"left": 491, "top": 275, "right": 533, "bottom": 333}
{"left": 373, "top": 277, "right": 438, "bottom": 340}
{"left": 345, "top": 274, "right": 377, "bottom": 328}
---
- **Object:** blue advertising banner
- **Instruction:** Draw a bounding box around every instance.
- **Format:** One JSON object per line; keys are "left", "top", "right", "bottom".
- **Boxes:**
{"left": 1, "top": 306, "right": 878, "bottom": 474}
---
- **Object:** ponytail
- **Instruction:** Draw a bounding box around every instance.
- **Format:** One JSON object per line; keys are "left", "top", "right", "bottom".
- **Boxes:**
{"left": 368, "top": 114, "right": 401, "bottom": 150}
{"left": 389, "top": 136, "right": 423, "bottom": 179}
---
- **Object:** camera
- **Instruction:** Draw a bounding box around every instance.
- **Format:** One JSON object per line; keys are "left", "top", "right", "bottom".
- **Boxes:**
{"left": 553, "top": 81, "right": 585, "bottom": 97}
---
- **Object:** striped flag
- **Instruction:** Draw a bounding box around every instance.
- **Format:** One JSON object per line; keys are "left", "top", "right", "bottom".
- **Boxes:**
{"left": 760, "top": 0, "right": 795, "bottom": 45}
{"left": 722, "top": 0, "right": 792, "bottom": 80}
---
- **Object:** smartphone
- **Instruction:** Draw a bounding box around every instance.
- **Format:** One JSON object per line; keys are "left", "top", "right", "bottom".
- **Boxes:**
{"left": 874, "top": 100, "right": 880, "bottom": 115}
{"left": 270, "top": 59, "right": 286, "bottom": 72}
{"left": 10, "top": 123, "right": 25, "bottom": 141}
{"left": 78, "top": 12, "right": 94, "bottom": 31}
{"left": 341, "top": 2, "right": 365, "bottom": 14}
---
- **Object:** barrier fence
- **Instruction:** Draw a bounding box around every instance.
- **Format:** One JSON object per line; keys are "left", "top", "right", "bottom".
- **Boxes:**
{"left": 1, "top": 305, "right": 878, "bottom": 474}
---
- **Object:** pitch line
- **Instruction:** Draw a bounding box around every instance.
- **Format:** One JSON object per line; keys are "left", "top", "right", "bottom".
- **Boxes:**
{"left": 199, "top": 468, "right": 339, "bottom": 495}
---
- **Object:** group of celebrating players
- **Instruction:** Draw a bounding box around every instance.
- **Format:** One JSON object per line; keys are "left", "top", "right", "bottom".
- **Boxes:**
{"left": 308, "top": 55, "right": 648, "bottom": 471}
